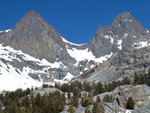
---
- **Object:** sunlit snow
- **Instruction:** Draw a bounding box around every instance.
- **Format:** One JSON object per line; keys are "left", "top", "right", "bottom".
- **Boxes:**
{"left": 0, "top": 61, "right": 42, "bottom": 92}
{"left": 124, "top": 33, "right": 128, "bottom": 37}
{"left": 66, "top": 47, "right": 113, "bottom": 65}
{"left": 61, "top": 36, "right": 86, "bottom": 46}
{"left": 134, "top": 41, "right": 150, "bottom": 49}
{"left": 117, "top": 40, "right": 123, "bottom": 50}
{"left": 0, "top": 29, "right": 11, "bottom": 33}
{"left": 0, "top": 44, "right": 68, "bottom": 92}
{"left": 63, "top": 72, "right": 74, "bottom": 82}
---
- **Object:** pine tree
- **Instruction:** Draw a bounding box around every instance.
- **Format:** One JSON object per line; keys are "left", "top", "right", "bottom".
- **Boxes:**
{"left": 99, "top": 103, "right": 105, "bottom": 113}
{"left": 126, "top": 97, "right": 135, "bottom": 109}
{"left": 85, "top": 105, "right": 91, "bottom": 113}
{"left": 70, "top": 96, "right": 79, "bottom": 107}
{"left": 96, "top": 96, "right": 101, "bottom": 103}
{"left": 68, "top": 92, "right": 71, "bottom": 99}
{"left": 68, "top": 105, "right": 74, "bottom": 113}
{"left": 92, "top": 101, "right": 99, "bottom": 113}
{"left": 103, "top": 94, "right": 112, "bottom": 103}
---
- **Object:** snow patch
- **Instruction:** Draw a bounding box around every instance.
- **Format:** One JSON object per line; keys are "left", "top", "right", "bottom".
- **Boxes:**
{"left": 110, "top": 36, "right": 114, "bottom": 44}
{"left": 134, "top": 41, "right": 150, "bottom": 49}
{"left": 67, "top": 47, "right": 113, "bottom": 64}
{"left": 122, "top": 19, "right": 128, "bottom": 21}
{"left": 146, "top": 30, "right": 149, "bottom": 33}
{"left": 129, "top": 19, "right": 132, "bottom": 22}
{"left": 0, "top": 29, "right": 11, "bottom": 33}
{"left": 117, "top": 40, "right": 123, "bottom": 50}
{"left": 124, "top": 33, "right": 128, "bottom": 37}
{"left": 104, "top": 35, "right": 114, "bottom": 44}
{"left": 133, "top": 36, "right": 136, "bottom": 38}
{"left": 61, "top": 36, "right": 85, "bottom": 46}
{"left": 109, "top": 31, "right": 113, "bottom": 34}
{"left": 104, "top": 35, "right": 109, "bottom": 39}
{"left": 5, "top": 29, "right": 11, "bottom": 32}
{"left": 63, "top": 72, "right": 74, "bottom": 82}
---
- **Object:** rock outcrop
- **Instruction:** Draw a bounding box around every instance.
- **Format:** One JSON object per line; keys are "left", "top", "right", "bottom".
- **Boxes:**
{"left": 95, "top": 85, "right": 150, "bottom": 109}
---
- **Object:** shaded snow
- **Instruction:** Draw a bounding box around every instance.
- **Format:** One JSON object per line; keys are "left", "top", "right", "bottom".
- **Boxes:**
{"left": 122, "top": 19, "right": 128, "bottom": 21}
{"left": 129, "top": 19, "right": 132, "bottom": 22}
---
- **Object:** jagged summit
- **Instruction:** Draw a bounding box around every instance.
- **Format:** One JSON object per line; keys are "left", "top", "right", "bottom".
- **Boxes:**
{"left": 113, "top": 12, "right": 132, "bottom": 22}
{"left": 14, "top": 10, "right": 60, "bottom": 39}
{"left": 0, "top": 10, "right": 66, "bottom": 62}
{"left": 111, "top": 12, "right": 145, "bottom": 35}
{"left": 90, "top": 12, "right": 146, "bottom": 57}
{"left": 25, "top": 10, "right": 40, "bottom": 17}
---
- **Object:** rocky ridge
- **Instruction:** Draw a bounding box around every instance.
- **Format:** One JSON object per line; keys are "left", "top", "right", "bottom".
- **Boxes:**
{"left": 0, "top": 10, "right": 150, "bottom": 91}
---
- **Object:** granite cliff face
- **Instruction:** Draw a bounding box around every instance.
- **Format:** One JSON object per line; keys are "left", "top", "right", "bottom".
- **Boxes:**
{"left": 0, "top": 10, "right": 67, "bottom": 62}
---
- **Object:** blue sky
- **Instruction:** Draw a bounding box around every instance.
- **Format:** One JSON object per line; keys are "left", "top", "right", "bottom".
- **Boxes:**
{"left": 0, "top": 0, "right": 150, "bottom": 44}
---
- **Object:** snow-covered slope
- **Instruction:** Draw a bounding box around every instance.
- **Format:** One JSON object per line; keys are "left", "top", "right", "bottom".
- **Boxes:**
{"left": 0, "top": 60, "right": 42, "bottom": 92}
{"left": 0, "top": 40, "right": 113, "bottom": 92}
{"left": 0, "top": 43, "right": 70, "bottom": 92}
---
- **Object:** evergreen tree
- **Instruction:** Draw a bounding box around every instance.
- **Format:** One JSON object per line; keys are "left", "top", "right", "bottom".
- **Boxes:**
{"left": 99, "top": 103, "right": 105, "bottom": 113}
{"left": 126, "top": 97, "right": 135, "bottom": 109}
{"left": 85, "top": 105, "right": 91, "bottom": 113}
{"left": 96, "top": 96, "right": 101, "bottom": 103}
{"left": 68, "top": 92, "right": 71, "bottom": 99}
{"left": 92, "top": 101, "right": 99, "bottom": 113}
{"left": 103, "top": 94, "right": 112, "bottom": 103}
{"left": 70, "top": 96, "right": 79, "bottom": 107}
{"left": 68, "top": 105, "right": 74, "bottom": 113}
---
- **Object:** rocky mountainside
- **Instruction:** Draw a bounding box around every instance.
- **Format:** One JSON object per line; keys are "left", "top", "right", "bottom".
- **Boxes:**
{"left": 0, "top": 10, "right": 150, "bottom": 91}
{"left": 90, "top": 12, "right": 146, "bottom": 57}
{"left": 75, "top": 13, "right": 150, "bottom": 84}
{"left": 0, "top": 10, "right": 112, "bottom": 91}
{"left": 75, "top": 46, "right": 150, "bottom": 84}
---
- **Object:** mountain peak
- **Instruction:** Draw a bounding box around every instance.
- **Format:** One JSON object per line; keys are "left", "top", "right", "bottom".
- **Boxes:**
{"left": 111, "top": 12, "right": 145, "bottom": 36}
{"left": 14, "top": 10, "right": 59, "bottom": 38}
{"left": 24, "top": 10, "right": 41, "bottom": 19}
{"left": 113, "top": 12, "right": 133, "bottom": 23}
{"left": 0, "top": 10, "right": 64, "bottom": 62}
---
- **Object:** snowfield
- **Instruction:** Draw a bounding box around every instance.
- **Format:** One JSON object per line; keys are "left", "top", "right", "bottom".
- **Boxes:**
{"left": 0, "top": 61, "right": 42, "bottom": 92}
{"left": 134, "top": 41, "right": 150, "bottom": 49}
{"left": 0, "top": 43, "right": 69, "bottom": 92}
{"left": 66, "top": 47, "right": 112, "bottom": 65}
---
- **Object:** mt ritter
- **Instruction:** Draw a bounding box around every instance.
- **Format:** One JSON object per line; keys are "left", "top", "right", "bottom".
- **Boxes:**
{"left": 0, "top": 10, "right": 150, "bottom": 91}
